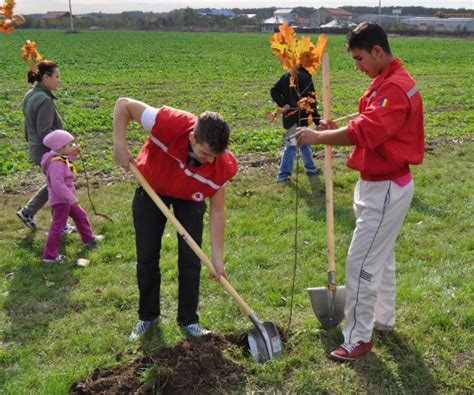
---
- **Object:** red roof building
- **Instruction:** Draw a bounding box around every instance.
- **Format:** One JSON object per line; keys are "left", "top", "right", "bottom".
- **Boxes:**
{"left": 311, "top": 7, "right": 353, "bottom": 27}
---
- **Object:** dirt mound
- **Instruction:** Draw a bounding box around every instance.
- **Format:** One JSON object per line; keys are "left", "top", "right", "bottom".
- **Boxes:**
{"left": 70, "top": 333, "right": 247, "bottom": 394}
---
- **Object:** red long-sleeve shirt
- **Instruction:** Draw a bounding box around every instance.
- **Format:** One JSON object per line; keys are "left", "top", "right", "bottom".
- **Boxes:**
{"left": 347, "top": 58, "right": 425, "bottom": 181}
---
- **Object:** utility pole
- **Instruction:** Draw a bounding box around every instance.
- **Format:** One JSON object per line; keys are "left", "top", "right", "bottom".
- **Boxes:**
{"left": 68, "top": 0, "right": 74, "bottom": 31}
{"left": 378, "top": 0, "right": 381, "bottom": 25}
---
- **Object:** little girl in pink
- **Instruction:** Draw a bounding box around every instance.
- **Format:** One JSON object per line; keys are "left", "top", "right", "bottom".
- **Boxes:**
{"left": 41, "top": 130, "right": 102, "bottom": 262}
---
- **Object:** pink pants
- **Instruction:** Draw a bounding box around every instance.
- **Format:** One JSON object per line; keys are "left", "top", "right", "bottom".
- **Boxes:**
{"left": 43, "top": 203, "right": 94, "bottom": 259}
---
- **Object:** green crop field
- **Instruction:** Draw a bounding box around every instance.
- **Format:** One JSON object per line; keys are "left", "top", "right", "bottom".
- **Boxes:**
{"left": 0, "top": 30, "right": 473, "bottom": 176}
{"left": 0, "top": 30, "right": 473, "bottom": 393}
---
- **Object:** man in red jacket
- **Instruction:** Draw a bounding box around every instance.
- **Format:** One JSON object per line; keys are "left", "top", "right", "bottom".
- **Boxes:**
{"left": 296, "top": 22, "right": 424, "bottom": 361}
{"left": 113, "top": 98, "right": 238, "bottom": 341}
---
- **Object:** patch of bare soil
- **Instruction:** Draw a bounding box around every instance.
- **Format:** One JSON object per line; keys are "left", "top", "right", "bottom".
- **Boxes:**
{"left": 70, "top": 333, "right": 248, "bottom": 394}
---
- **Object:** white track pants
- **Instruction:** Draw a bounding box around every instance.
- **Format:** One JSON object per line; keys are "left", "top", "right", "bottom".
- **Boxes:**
{"left": 342, "top": 179, "right": 414, "bottom": 343}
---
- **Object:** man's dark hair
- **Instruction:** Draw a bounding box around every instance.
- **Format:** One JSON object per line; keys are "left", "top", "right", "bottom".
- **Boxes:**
{"left": 346, "top": 22, "right": 392, "bottom": 55}
{"left": 194, "top": 111, "right": 230, "bottom": 154}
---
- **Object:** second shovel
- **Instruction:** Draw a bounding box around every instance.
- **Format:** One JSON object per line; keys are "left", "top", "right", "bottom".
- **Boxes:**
{"left": 307, "top": 52, "right": 346, "bottom": 328}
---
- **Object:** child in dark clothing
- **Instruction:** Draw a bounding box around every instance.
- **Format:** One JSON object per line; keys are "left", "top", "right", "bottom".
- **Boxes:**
{"left": 270, "top": 66, "right": 321, "bottom": 182}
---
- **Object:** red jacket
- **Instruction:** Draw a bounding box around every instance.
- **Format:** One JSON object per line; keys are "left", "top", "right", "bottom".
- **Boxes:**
{"left": 347, "top": 58, "right": 424, "bottom": 181}
{"left": 136, "top": 106, "right": 238, "bottom": 202}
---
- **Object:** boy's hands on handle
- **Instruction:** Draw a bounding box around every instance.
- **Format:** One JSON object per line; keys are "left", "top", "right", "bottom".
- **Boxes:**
{"left": 211, "top": 258, "right": 228, "bottom": 281}
{"left": 319, "top": 119, "right": 339, "bottom": 130}
{"left": 295, "top": 126, "right": 322, "bottom": 145}
{"left": 295, "top": 113, "right": 355, "bottom": 146}
{"left": 113, "top": 142, "right": 135, "bottom": 170}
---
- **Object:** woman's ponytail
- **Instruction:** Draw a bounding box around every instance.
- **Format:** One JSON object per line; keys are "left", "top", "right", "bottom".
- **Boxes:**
{"left": 26, "top": 60, "right": 58, "bottom": 85}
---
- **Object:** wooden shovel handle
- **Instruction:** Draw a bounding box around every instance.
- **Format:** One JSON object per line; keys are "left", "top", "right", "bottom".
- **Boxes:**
{"left": 129, "top": 163, "right": 254, "bottom": 316}
{"left": 322, "top": 52, "right": 336, "bottom": 273}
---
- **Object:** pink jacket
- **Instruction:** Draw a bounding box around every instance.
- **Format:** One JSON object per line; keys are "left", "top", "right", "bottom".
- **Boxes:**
{"left": 41, "top": 151, "right": 78, "bottom": 206}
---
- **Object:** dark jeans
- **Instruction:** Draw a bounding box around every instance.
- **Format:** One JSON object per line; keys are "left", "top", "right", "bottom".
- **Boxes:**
{"left": 23, "top": 163, "right": 49, "bottom": 216}
{"left": 132, "top": 186, "right": 206, "bottom": 325}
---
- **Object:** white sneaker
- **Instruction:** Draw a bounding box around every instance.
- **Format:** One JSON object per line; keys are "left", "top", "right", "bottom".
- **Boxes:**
{"left": 129, "top": 319, "right": 156, "bottom": 341}
{"left": 43, "top": 255, "right": 66, "bottom": 263}
{"left": 180, "top": 323, "right": 211, "bottom": 337}
{"left": 62, "top": 223, "right": 77, "bottom": 235}
{"left": 84, "top": 235, "right": 104, "bottom": 246}
{"left": 16, "top": 208, "right": 37, "bottom": 230}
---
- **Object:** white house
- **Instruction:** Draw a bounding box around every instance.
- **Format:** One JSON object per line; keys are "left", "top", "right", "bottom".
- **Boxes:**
{"left": 262, "top": 8, "right": 297, "bottom": 33}
{"left": 273, "top": 8, "right": 296, "bottom": 22}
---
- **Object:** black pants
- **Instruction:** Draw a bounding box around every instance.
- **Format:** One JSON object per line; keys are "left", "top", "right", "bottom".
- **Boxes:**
{"left": 132, "top": 186, "right": 206, "bottom": 325}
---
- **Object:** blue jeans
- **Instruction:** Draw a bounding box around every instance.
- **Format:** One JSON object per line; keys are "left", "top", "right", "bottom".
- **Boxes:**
{"left": 277, "top": 144, "right": 317, "bottom": 181}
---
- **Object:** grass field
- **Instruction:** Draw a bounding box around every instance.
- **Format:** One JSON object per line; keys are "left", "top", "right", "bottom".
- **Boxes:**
{"left": 0, "top": 30, "right": 473, "bottom": 393}
{"left": 0, "top": 30, "right": 473, "bottom": 174}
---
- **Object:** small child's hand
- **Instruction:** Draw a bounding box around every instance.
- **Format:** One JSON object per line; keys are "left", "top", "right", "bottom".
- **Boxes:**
{"left": 71, "top": 144, "right": 81, "bottom": 156}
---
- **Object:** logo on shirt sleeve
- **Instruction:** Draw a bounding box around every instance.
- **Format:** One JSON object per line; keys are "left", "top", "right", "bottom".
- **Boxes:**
{"left": 191, "top": 192, "right": 204, "bottom": 202}
{"left": 379, "top": 97, "right": 388, "bottom": 107}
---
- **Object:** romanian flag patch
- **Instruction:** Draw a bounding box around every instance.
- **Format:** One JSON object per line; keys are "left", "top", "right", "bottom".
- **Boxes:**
{"left": 379, "top": 97, "right": 388, "bottom": 107}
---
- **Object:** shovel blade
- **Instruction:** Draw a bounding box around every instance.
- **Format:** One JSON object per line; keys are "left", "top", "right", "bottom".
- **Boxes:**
{"left": 308, "top": 286, "right": 346, "bottom": 328}
{"left": 248, "top": 321, "right": 282, "bottom": 363}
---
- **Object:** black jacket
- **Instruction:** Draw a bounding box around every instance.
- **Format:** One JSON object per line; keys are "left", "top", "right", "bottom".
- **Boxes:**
{"left": 270, "top": 67, "right": 320, "bottom": 129}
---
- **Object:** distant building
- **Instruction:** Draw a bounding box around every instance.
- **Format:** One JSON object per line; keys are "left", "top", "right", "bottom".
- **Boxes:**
{"left": 295, "top": 17, "right": 311, "bottom": 27}
{"left": 262, "top": 8, "right": 296, "bottom": 33}
{"left": 40, "top": 11, "right": 71, "bottom": 20}
{"left": 239, "top": 14, "right": 258, "bottom": 21}
{"left": 273, "top": 8, "right": 296, "bottom": 22}
{"left": 262, "top": 16, "right": 288, "bottom": 33}
{"left": 205, "top": 9, "right": 235, "bottom": 17}
{"left": 402, "top": 17, "right": 474, "bottom": 32}
{"left": 357, "top": 14, "right": 404, "bottom": 28}
{"left": 311, "top": 7, "right": 352, "bottom": 28}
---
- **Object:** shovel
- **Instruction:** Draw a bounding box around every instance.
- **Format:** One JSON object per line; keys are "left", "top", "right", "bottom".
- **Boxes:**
{"left": 129, "top": 163, "right": 282, "bottom": 363}
{"left": 307, "top": 52, "right": 346, "bottom": 328}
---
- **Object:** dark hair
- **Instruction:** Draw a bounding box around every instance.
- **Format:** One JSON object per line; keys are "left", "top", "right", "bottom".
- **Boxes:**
{"left": 27, "top": 60, "right": 58, "bottom": 84}
{"left": 194, "top": 111, "right": 230, "bottom": 154}
{"left": 346, "top": 22, "right": 392, "bottom": 55}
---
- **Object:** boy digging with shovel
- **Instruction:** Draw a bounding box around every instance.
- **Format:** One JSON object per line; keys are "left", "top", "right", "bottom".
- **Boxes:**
{"left": 296, "top": 22, "right": 424, "bottom": 361}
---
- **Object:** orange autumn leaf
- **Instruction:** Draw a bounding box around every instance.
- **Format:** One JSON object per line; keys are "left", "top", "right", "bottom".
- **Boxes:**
{"left": 270, "top": 23, "right": 299, "bottom": 86}
{"left": 297, "top": 93, "right": 316, "bottom": 113}
{"left": 0, "top": 0, "right": 24, "bottom": 33}
{"left": 270, "top": 23, "right": 327, "bottom": 77}
{"left": 21, "top": 40, "right": 43, "bottom": 64}
{"left": 300, "top": 35, "right": 328, "bottom": 74}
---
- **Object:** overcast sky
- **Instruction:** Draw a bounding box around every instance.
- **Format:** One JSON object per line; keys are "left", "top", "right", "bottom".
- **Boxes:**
{"left": 15, "top": 0, "right": 474, "bottom": 15}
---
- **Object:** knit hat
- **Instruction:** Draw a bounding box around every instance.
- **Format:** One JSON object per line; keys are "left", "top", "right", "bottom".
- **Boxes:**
{"left": 43, "top": 130, "right": 74, "bottom": 151}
